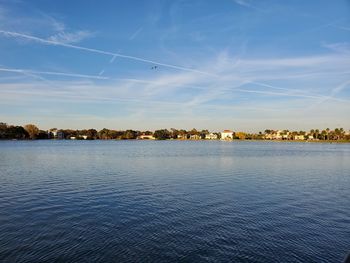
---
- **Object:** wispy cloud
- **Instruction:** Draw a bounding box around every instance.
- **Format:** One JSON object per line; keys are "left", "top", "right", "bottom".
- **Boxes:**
{"left": 0, "top": 67, "right": 108, "bottom": 79}
{"left": 129, "top": 26, "right": 143, "bottom": 40}
{"left": 0, "top": 3, "right": 93, "bottom": 45}
{"left": 48, "top": 30, "right": 94, "bottom": 44}
{"left": 322, "top": 42, "right": 350, "bottom": 54}
{"left": 329, "top": 80, "right": 350, "bottom": 101}
{"left": 328, "top": 23, "right": 350, "bottom": 32}
{"left": 232, "top": 0, "right": 262, "bottom": 10}
{"left": 0, "top": 30, "right": 214, "bottom": 76}
{"left": 336, "top": 26, "right": 350, "bottom": 31}
{"left": 232, "top": 0, "right": 252, "bottom": 8}
{"left": 110, "top": 55, "right": 117, "bottom": 63}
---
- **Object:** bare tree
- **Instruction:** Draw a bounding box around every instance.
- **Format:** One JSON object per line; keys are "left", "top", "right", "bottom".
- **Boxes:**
{"left": 24, "top": 124, "right": 39, "bottom": 139}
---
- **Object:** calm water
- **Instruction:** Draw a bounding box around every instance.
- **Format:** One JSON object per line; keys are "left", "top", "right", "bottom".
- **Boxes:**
{"left": 0, "top": 140, "right": 349, "bottom": 262}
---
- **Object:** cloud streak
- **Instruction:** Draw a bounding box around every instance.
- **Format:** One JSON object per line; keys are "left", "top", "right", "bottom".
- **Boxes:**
{"left": 0, "top": 67, "right": 108, "bottom": 79}
{"left": 0, "top": 30, "right": 215, "bottom": 76}
{"left": 129, "top": 26, "right": 143, "bottom": 40}
{"left": 48, "top": 30, "right": 94, "bottom": 44}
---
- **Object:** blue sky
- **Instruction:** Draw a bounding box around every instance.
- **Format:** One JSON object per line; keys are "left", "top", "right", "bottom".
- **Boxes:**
{"left": 0, "top": 0, "right": 349, "bottom": 132}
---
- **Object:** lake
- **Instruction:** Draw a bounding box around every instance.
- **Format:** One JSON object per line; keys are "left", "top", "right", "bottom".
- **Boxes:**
{"left": 0, "top": 140, "right": 349, "bottom": 262}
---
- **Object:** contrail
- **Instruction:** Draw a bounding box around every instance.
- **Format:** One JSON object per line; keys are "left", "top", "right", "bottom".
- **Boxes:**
{"left": 0, "top": 30, "right": 215, "bottom": 76}
{"left": 0, "top": 67, "right": 108, "bottom": 79}
{"left": 110, "top": 55, "right": 117, "bottom": 63}
{"left": 234, "top": 88, "right": 347, "bottom": 102}
{"left": 129, "top": 26, "right": 143, "bottom": 40}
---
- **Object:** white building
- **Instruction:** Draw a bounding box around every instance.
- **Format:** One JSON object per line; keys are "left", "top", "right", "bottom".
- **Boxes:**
{"left": 138, "top": 134, "right": 155, "bottom": 140}
{"left": 190, "top": 134, "right": 201, "bottom": 140}
{"left": 221, "top": 130, "right": 233, "bottom": 140}
{"left": 274, "top": 130, "right": 283, "bottom": 140}
{"left": 49, "top": 129, "right": 64, "bottom": 139}
{"left": 294, "top": 135, "right": 305, "bottom": 140}
{"left": 177, "top": 134, "right": 187, "bottom": 140}
{"left": 50, "top": 128, "right": 58, "bottom": 138}
{"left": 206, "top": 133, "right": 218, "bottom": 140}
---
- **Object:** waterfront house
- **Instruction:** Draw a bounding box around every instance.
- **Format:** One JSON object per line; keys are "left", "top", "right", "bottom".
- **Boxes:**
{"left": 206, "top": 133, "right": 218, "bottom": 140}
{"left": 282, "top": 132, "right": 290, "bottom": 140}
{"left": 49, "top": 128, "right": 58, "bottom": 138}
{"left": 264, "top": 133, "right": 273, "bottom": 140}
{"left": 293, "top": 135, "right": 305, "bottom": 140}
{"left": 264, "top": 130, "right": 289, "bottom": 140}
{"left": 138, "top": 134, "right": 155, "bottom": 140}
{"left": 274, "top": 130, "right": 283, "bottom": 140}
{"left": 177, "top": 134, "right": 187, "bottom": 140}
{"left": 49, "top": 128, "right": 64, "bottom": 139}
{"left": 57, "top": 131, "right": 65, "bottom": 139}
{"left": 190, "top": 134, "right": 201, "bottom": 140}
{"left": 221, "top": 130, "right": 233, "bottom": 140}
{"left": 307, "top": 135, "right": 314, "bottom": 140}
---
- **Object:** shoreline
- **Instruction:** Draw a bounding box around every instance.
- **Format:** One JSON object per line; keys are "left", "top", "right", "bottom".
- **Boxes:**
{"left": 1, "top": 139, "right": 350, "bottom": 144}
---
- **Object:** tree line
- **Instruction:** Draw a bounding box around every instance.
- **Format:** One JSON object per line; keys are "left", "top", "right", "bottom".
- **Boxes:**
{"left": 0, "top": 122, "right": 349, "bottom": 141}
{"left": 263, "top": 128, "right": 350, "bottom": 141}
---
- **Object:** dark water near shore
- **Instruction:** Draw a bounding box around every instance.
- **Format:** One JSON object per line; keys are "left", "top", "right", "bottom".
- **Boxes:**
{"left": 0, "top": 140, "right": 349, "bottom": 262}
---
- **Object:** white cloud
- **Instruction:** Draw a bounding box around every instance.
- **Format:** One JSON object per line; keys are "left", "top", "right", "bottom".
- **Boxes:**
{"left": 0, "top": 4, "right": 93, "bottom": 44}
{"left": 322, "top": 42, "right": 350, "bottom": 54}
{"left": 48, "top": 30, "right": 94, "bottom": 44}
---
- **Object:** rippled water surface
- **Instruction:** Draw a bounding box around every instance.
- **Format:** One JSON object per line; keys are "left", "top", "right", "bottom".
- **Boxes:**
{"left": 0, "top": 140, "right": 349, "bottom": 262}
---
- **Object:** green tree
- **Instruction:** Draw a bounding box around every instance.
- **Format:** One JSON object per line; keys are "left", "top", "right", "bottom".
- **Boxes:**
{"left": 6, "top": 125, "right": 28, "bottom": 139}
{"left": 86, "top": 129, "right": 98, "bottom": 139}
{"left": 37, "top": 130, "right": 49, "bottom": 139}
{"left": 98, "top": 128, "right": 110, "bottom": 139}
{"left": 0, "top": 122, "right": 8, "bottom": 139}
{"left": 170, "top": 128, "right": 179, "bottom": 139}
{"left": 154, "top": 129, "right": 170, "bottom": 140}
{"left": 189, "top": 128, "right": 199, "bottom": 136}
{"left": 123, "top": 130, "right": 138, "bottom": 139}
{"left": 200, "top": 129, "right": 209, "bottom": 139}
{"left": 315, "top": 129, "right": 320, "bottom": 139}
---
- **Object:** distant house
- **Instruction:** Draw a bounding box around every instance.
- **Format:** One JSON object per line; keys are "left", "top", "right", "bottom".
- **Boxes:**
{"left": 265, "top": 130, "right": 289, "bottom": 140}
{"left": 264, "top": 133, "right": 273, "bottom": 140}
{"left": 307, "top": 135, "right": 314, "bottom": 140}
{"left": 49, "top": 129, "right": 64, "bottom": 139}
{"left": 274, "top": 130, "right": 283, "bottom": 140}
{"left": 190, "top": 134, "right": 201, "bottom": 140}
{"left": 282, "top": 133, "right": 290, "bottom": 140}
{"left": 177, "top": 134, "right": 187, "bottom": 140}
{"left": 206, "top": 133, "right": 218, "bottom": 140}
{"left": 57, "top": 131, "right": 65, "bottom": 140}
{"left": 221, "top": 130, "right": 233, "bottom": 140}
{"left": 81, "top": 135, "right": 88, "bottom": 140}
{"left": 70, "top": 136, "right": 76, "bottom": 140}
{"left": 49, "top": 128, "right": 58, "bottom": 138}
{"left": 294, "top": 135, "right": 305, "bottom": 140}
{"left": 138, "top": 134, "right": 155, "bottom": 140}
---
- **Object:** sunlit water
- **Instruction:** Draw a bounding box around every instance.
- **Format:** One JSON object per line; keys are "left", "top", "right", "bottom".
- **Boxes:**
{"left": 0, "top": 140, "right": 349, "bottom": 262}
